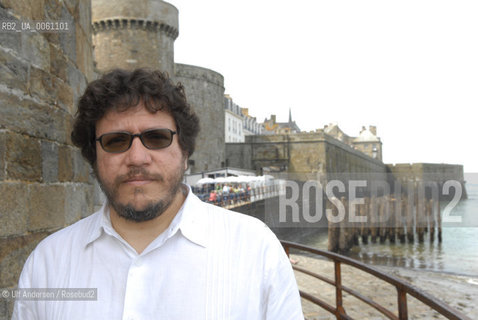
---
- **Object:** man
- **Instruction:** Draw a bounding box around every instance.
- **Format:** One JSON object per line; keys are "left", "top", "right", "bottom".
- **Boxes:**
{"left": 13, "top": 69, "right": 303, "bottom": 319}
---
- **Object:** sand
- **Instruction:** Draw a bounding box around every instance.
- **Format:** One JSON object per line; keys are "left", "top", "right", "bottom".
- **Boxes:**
{"left": 291, "top": 254, "right": 478, "bottom": 320}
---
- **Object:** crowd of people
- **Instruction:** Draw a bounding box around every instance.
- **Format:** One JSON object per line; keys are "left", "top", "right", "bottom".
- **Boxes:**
{"left": 192, "top": 183, "right": 251, "bottom": 206}
{"left": 191, "top": 175, "right": 284, "bottom": 208}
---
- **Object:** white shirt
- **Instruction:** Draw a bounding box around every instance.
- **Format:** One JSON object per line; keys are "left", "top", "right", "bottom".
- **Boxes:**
{"left": 13, "top": 188, "right": 303, "bottom": 320}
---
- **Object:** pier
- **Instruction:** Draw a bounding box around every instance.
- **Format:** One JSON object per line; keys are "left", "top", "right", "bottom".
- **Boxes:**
{"left": 327, "top": 195, "right": 443, "bottom": 253}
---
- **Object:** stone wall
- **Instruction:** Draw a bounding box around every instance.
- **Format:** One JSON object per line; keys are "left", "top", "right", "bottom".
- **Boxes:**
{"left": 226, "top": 132, "right": 387, "bottom": 181}
{"left": 226, "top": 133, "right": 467, "bottom": 200}
{"left": 387, "top": 163, "right": 464, "bottom": 182}
{"left": 174, "top": 63, "right": 225, "bottom": 173}
{"left": 0, "top": 1, "right": 94, "bottom": 318}
{"left": 92, "top": 0, "right": 178, "bottom": 74}
{"left": 387, "top": 163, "right": 467, "bottom": 199}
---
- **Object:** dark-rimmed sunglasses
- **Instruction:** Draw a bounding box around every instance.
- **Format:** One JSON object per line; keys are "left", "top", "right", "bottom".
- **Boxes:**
{"left": 96, "top": 128, "right": 177, "bottom": 153}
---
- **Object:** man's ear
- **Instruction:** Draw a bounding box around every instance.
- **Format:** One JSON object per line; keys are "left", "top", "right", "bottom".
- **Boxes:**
{"left": 184, "top": 157, "right": 188, "bottom": 170}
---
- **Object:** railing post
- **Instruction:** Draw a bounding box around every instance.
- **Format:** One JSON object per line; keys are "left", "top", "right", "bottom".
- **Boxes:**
{"left": 397, "top": 287, "right": 408, "bottom": 320}
{"left": 334, "top": 261, "right": 346, "bottom": 319}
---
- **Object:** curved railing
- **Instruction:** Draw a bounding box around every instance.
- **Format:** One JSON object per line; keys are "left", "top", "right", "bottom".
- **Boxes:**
{"left": 281, "top": 240, "right": 471, "bottom": 320}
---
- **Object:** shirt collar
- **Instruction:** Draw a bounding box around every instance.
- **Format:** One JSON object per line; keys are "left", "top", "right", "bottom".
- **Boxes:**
{"left": 84, "top": 201, "right": 108, "bottom": 247}
{"left": 83, "top": 185, "right": 209, "bottom": 249}
{"left": 178, "top": 186, "right": 208, "bottom": 248}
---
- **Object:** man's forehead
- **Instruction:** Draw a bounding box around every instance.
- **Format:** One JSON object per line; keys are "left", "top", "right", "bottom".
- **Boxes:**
{"left": 96, "top": 104, "right": 175, "bottom": 131}
{"left": 106, "top": 100, "right": 167, "bottom": 115}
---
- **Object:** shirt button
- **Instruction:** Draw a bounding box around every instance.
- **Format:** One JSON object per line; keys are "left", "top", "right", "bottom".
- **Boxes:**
{"left": 134, "top": 259, "right": 142, "bottom": 267}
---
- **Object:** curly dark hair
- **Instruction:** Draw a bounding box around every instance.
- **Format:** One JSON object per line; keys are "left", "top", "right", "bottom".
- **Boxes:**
{"left": 71, "top": 68, "right": 200, "bottom": 167}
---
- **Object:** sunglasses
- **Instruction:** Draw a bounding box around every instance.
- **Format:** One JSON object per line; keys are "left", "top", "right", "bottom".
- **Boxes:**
{"left": 96, "top": 128, "right": 177, "bottom": 153}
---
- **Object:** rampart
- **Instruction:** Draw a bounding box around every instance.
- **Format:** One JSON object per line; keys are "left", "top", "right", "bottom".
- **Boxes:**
{"left": 387, "top": 163, "right": 467, "bottom": 199}
{"left": 226, "top": 131, "right": 388, "bottom": 181}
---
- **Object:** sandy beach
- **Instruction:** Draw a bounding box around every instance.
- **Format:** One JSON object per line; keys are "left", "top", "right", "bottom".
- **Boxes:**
{"left": 291, "top": 254, "right": 478, "bottom": 320}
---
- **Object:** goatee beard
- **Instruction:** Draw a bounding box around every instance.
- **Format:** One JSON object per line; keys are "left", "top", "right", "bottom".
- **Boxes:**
{"left": 108, "top": 189, "right": 178, "bottom": 222}
{"left": 95, "top": 166, "right": 184, "bottom": 222}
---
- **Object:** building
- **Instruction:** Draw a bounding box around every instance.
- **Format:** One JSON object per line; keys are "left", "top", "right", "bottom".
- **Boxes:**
{"left": 242, "top": 108, "right": 264, "bottom": 136}
{"left": 224, "top": 94, "right": 245, "bottom": 143}
{"left": 353, "top": 126, "right": 383, "bottom": 161}
{"left": 323, "top": 122, "right": 354, "bottom": 145}
{"left": 224, "top": 95, "right": 264, "bottom": 143}
{"left": 324, "top": 123, "right": 383, "bottom": 161}
{"left": 224, "top": 96, "right": 264, "bottom": 142}
{"left": 262, "top": 109, "right": 301, "bottom": 134}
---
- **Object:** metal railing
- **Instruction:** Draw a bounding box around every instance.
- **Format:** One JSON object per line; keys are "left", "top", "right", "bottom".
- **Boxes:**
{"left": 281, "top": 240, "right": 471, "bottom": 320}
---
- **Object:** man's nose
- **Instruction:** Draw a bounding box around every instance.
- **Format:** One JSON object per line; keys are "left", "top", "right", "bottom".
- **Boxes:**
{"left": 126, "top": 136, "right": 153, "bottom": 165}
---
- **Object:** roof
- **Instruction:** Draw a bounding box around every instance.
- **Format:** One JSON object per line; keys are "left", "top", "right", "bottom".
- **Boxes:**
{"left": 354, "top": 129, "right": 380, "bottom": 142}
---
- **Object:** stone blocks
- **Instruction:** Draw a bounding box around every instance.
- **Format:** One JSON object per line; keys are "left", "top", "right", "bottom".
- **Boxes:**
{"left": 0, "top": 3, "right": 96, "bottom": 319}
{"left": 0, "top": 47, "right": 29, "bottom": 92}
{"left": 0, "top": 132, "right": 5, "bottom": 181}
{"left": 58, "top": 145, "right": 74, "bottom": 182}
{"left": 0, "top": 230, "right": 52, "bottom": 320}
{"left": 41, "top": 140, "right": 59, "bottom": 183}
{"left": 28, "top": 184, "right": 66, "bottom": 231}
{"left": 0, "top": 183, "right": 29, "bottom": 237}
{"left": 21, "top": 31, "right": 50, "bottom": 71}
{"left": 0, "top": 231, "right": 50, "bottom": 288}
{"left": 49, "top": 43, "right": 68, "bottom": 82}
{"left": 5, "top": 132, "right": 42, "bottom": 182}
{"left": 72, "top": 148, "right": 91, "bottom": 182}
{"left": 65, "top": 184, "right": 95, "bottom": 224}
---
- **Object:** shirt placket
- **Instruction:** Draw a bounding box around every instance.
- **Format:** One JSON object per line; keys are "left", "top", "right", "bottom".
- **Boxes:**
{"left": 122, "top": 256, "right": 146, "bottom": 320}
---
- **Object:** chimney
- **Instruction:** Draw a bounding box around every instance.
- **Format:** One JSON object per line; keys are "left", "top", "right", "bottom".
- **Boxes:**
{"left": 361, "top": 126, "right": 366, "bottom": 133}
{"left": 369, "top": 125, "right": 377, "bottom": 135}
{"left": 271, "top": 115, "right": 276, "bottom": 123}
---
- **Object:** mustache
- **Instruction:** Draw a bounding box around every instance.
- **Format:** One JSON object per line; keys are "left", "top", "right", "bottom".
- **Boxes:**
{"left": 115, "top": 167, "right": 164, "bottom": 184}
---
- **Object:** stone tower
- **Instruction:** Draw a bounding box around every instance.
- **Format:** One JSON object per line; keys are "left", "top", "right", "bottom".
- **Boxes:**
{"left": 91, "top": 0, "right": 225, "bottom": 173}
{"left": 174, "top": 64, "right": 225, "bottom": 172}
{"left": 92, "top": 0, "right": 179, "bottom": 75}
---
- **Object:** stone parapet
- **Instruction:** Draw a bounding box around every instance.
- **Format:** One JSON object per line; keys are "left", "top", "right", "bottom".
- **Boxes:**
{"left": 92, "top": 0, "right": 178, "bottom": 31}
{"left": 92, "top": 18, "right": 178, "bottom": 39}
{"left": 174, "top": 63, "right": 225, "bottom": 88}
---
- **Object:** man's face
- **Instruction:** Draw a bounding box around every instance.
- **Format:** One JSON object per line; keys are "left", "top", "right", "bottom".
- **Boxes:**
{"left": 95, "top": 103, "right": 187, "bottom": 222}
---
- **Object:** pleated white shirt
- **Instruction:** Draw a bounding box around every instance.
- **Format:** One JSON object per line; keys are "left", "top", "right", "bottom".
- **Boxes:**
{"left": 13, "top": 188, "right": 303, "bottom": 320}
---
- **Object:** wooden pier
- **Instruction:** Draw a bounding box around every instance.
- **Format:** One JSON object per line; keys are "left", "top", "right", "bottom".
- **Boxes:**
{"left": 327, "top": 195, "right": 443, "bottom": 253}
